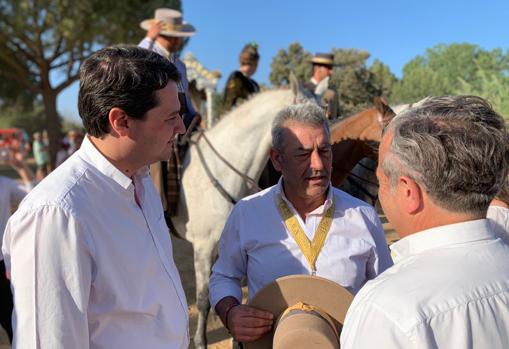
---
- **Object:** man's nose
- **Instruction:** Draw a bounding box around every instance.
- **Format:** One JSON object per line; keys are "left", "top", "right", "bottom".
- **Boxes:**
{"left": 177, "top": 116, "right": 186, "bottom": 135}
{"left": 310, "top": 150, "right": 324, "bottom": 170}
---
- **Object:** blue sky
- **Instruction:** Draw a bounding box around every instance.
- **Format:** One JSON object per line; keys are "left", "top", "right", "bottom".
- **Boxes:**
{"left": 58, "top": 0, "right": 509, "bottom": 122}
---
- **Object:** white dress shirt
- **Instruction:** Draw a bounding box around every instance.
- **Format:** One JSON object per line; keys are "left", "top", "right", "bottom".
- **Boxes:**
{"left": 488, "top": 205, "right": 509, "bottom": 243}
{"left": 3, "top": 137, "right": 189, "bottom": 349}
{"left": 0, "top": 176, "right": 32, "bottom": 260}
{"left": 209, "top": 180, "right": 392, "bottom": 308}
{"left": 341, "top": 219, "right": 509, "bottom": 349}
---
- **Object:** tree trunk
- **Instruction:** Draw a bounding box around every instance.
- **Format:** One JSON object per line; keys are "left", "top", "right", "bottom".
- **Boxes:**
{"left": 41, "top": 89, "right": 62, "bottom": 168}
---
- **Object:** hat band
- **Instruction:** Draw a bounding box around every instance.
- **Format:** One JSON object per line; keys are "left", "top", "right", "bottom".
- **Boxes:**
{"left": 160, "top": 21, "right": 184, "bottom": 32}
{"left": 278, "top": 302, "right": 340, "bottom": 341}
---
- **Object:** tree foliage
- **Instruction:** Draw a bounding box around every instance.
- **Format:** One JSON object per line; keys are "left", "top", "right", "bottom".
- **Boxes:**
{"left": 269, "top": 43, "right": 397, "bottom": 116}
{"left": 269, "top": 42, "right": 312, "bottom": 87}
{"left": 391, "top": 43, "right": 509, "bottom": 104}
{"left": 0, "top": 0, "right": 181, "bottom": 163}
{"left": 456, "top": 66, "right": 509, "bottom": 119}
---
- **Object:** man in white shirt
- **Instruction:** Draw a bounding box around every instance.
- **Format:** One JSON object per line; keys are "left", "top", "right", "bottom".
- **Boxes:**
{"left": 3, "top": 46, "right": 188, "bottom": 348}
{"left": 0, "top": 152, "right": 34, "bottom": 342}
{"left": 209, "top": 103, "right": 393, "bottom": 344}
{"left": 341, "top": 95, "right": 509, "bottom": 348}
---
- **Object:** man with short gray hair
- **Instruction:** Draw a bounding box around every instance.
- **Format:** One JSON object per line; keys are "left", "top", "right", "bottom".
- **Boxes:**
{"left": 210, "top": 103, "right": 392, "bottom": 344}
{"left": 341, "top": 95, "right": 509, "bottom": 348}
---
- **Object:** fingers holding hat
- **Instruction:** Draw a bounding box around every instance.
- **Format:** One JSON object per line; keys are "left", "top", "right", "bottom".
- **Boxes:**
{"left": 147, "top": 20, "right": 163, "bottom": 40}
{"left": 228, "top": 304, "right": 274, "bottom": 342}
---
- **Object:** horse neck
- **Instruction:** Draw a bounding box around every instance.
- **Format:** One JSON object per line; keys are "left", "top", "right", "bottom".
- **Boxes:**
{"left": 331, "top": 108, "right": 380, "bottom": 142}
{"left": 200, "top": 90, "right": 293, "bottom": 179}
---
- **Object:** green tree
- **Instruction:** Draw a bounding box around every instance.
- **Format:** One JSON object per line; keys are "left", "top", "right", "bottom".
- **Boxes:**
{"left": 269, "top": 42, "right": 312, "bottom": 87}
{"left": 391, "top": 43, "right": 509, "bottom": 104}
{"left": 0, "top": 0, "right": 181, "bottom": 164}
{"left": 330, "top": 49, "right": 389, "bottom": 116}
{"left": 369, "top": 59, "right": 397, "bottom": 99}
{"left": 456, "top": 66, "right": 509, "bottom": 119}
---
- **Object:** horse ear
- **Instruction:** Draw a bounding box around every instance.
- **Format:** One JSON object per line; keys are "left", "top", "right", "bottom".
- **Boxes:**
{"left": 374, "top": 96, "right": 396, "bottom": 128}
{"left": 289, "top": 72, "right": 300, "bottom": 98}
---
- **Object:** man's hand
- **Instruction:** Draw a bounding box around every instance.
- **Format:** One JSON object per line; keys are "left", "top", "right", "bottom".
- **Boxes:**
{"left": 147, "top": 20, "right": 163, "bottom": 41}
{"left": 227, "top": 304, "right": 273, "bottom": 343}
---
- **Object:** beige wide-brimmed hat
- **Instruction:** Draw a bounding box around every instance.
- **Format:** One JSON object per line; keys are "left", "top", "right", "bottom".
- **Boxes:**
{"left": 140, "top": 8, "right": 196, "bottom": 37}
{"left": 311, "top": 53, "right": 335, "bottom": 66}
{"left": 245, "top": 275, "right": 353, "bottom": 349}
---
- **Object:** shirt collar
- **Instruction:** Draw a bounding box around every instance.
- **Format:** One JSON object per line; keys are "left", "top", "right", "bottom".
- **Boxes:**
{"left": 154, "top": 41, "right": 176, "bottom": 60}
{"left": 78, "top": 136, "right": 148, "bottom": 190}
{"left": 390, "top": 219, "right": 496, "bottom": 262}
{"left": 274, "top": 177, "right": 333, "bottom": 215}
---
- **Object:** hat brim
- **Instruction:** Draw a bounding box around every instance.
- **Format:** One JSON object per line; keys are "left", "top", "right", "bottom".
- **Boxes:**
{"left": 140, "top": 19, "right": 196, "bottom": 37}
{"left": 245, "top": 275, "right": 353, "bottom": 349}
{"left": 311, "top": 57, "right": 336, "bottom": 66}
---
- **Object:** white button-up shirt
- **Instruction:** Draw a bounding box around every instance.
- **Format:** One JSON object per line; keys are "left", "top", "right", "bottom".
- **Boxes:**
{"left": 209, "top": 180, "right": 392, "bottom": 307}
{"left": 0, "top": 176, "right": 32, "bottom": 260}
{"left": 3, "top": 137, "right": 189, "bottom": 349}
{"left": 341, "top": 219, "right": 509, "bottom": 349}
{"left": 488, "top": 205, "right": 509, "bottom": 243}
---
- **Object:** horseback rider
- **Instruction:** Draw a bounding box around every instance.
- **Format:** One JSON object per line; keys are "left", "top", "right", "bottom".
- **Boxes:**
{"left": 139, "top": 8, "right": 201, "bottom": 216}
{"left": 223, "top": 42, "right": 261, "bottom": 112}
{"left": 304, "top": 53, "right": 339, "bottom": 119}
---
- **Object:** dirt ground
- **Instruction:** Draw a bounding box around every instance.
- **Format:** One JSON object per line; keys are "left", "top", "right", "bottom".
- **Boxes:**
{"left": 0, "top": 172, "right": 397, "bottom": 349}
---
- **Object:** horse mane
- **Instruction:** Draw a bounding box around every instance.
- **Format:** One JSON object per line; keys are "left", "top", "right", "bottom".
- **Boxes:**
{"left": 391, "top": 96, "right": 431, "bottom": 116}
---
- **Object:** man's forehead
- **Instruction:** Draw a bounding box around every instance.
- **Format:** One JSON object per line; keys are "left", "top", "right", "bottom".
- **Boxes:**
{"left": 281, "top": 122, "right": 330, "bottom": 147}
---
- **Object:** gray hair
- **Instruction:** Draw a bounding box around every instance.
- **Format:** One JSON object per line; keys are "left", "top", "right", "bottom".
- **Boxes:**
{"left": 271, "top": 103, "right": 330, "bottom": 151}
{"left": 382, "top": 95, "right": 509, "bottom": 215}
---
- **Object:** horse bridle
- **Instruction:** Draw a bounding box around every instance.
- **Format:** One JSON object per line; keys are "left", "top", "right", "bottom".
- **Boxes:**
{"left": 190, "top": 127, "right": 261, "bottom": 205}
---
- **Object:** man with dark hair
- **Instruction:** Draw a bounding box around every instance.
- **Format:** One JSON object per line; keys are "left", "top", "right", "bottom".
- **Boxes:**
{"left": 3, "top": 46, "right": 188, "bottom": 348}
{"left": 341, "top": 95, "right": 509, "bottom": 348}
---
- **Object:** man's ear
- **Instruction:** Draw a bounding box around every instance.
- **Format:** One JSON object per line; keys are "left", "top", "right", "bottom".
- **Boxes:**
{"left": 269, "top": 148, "right": 283, "bottom": 172}
{"left": 397, "top": 176, "right": 424, "bottom": 215}
{"left": 108, "top": 107, "right": 130, "bottom": 137}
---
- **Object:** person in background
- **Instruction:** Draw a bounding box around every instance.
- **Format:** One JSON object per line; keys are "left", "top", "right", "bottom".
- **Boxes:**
{"left": 32, "top": 131, "right": 50, "bottom": 180}
{"left": 138, "top": 8, "right": 201, "bottom": 216}
{"left": 341, "top": 95, "right": 509, "bottom": 349}
{"left": 0, "top": 150, "right": 34, "bottom": 342}
{"left": 139, "top": 7, "right": 200, "bottom": 130}
{"left": 223, "top": 42, "right": 260, "bottom": 112}
{"left": 304, "top": 53, "right": 339, "bottom": 119}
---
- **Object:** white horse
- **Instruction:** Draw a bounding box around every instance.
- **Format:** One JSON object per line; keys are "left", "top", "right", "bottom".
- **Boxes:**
{"left": 171, "top": 78, "right": 311, "bottom": 348}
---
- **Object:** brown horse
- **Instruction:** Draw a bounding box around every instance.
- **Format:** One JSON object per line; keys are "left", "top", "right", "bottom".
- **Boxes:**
{"left": 330, "top": 98, "right": 395, "bottom": 186}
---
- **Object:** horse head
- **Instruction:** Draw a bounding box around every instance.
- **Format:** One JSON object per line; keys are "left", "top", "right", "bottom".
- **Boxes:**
{"left": 289, "top": 72, "right": 316, "bottom": 104}
{"left": 374, "top": 97, "right": 396, "bottom": 130}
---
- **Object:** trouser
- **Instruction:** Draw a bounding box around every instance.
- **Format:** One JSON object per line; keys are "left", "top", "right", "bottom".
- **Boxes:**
{"left": 0, "top": 261, "right": 13, "bottom": 342}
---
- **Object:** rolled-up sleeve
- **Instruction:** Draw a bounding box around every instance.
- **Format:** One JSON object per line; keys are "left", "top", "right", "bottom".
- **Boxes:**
{"left": 209, "top": 204, "right": 247, "bottom": 308}
{"left": 3, "top": 205, "right": 94, "bottom": 348}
